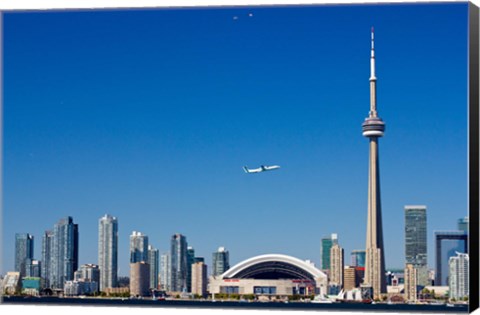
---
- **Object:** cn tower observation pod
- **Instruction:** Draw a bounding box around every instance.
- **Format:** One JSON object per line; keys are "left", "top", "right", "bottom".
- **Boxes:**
{"left": 208, "top": 254, "right": 328, "bottom": 296}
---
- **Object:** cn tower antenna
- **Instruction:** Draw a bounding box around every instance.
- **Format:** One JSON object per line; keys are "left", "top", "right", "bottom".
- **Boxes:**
{"left": 370, "top": 27, "right": 376, "bottom": 83}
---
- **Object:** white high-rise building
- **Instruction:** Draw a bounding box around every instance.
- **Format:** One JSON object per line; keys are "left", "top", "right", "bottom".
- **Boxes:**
{"left": 449, "top": 252, "right": 469, "bottom": 300}
{"left": 98, "top": 214, "right": 118, "bottom": 291}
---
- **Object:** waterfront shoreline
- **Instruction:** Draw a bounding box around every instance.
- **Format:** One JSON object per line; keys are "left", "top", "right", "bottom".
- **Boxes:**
{"left": 1, "top": 296, "right": 469, "bottom": 313}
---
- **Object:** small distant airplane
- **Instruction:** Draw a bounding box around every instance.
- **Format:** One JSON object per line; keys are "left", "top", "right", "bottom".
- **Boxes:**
{"left": 243, "top": 165, "right": 281, "bottom": 173}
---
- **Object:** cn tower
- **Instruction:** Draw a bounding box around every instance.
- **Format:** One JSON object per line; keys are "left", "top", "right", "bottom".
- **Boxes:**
{"left": 362, "top": 27, "right": 387, "bottom": 298}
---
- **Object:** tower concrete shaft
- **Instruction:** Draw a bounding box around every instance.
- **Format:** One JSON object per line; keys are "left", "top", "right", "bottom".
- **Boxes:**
{"left": 362, "top": 28, "right": 386, "bottom": 298}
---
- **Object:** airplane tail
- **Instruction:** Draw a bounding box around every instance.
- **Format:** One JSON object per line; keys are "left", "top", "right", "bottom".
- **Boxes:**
{"left": 243, "top": 166, "right": 249, "bottom": 173}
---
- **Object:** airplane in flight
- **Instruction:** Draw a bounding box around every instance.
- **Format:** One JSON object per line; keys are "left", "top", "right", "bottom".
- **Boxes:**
{"left": 243, "top": 165, "right": 281, "bottom": 173}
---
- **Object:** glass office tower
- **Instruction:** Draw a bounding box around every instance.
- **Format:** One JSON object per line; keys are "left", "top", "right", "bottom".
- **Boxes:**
{"left": 15, "top": 233, "right": 34, "bottom": 277}
{"left": 405, "top": 205, "right": 428, "bottom": 285}
{"left": 170, "top": 233, "right": 188, "bottom": 292}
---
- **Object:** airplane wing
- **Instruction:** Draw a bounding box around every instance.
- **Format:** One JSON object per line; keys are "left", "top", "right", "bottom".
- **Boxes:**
{"left": 243, "top": 166, "right": 263, "bottom": 173}
{"left": 262, "top": 165, "right": 281, "bottom": 171}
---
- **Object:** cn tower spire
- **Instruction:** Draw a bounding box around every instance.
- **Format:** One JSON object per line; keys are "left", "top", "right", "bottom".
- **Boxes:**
{"left": 369, "top": 27, "right": 377, "bottom": 117}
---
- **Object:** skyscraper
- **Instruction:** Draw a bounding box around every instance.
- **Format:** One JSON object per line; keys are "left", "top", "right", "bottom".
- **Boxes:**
{"left": 212, "top": 246, "right": 230, "bottom": 276}
{"left": 404, "top": 205, "right": 428, "bottom": 285}
{"left": 41, "top": 230, "right": 54, "bottom": 288}
{"left": 170, "top": 233, "right": 188, "bottom": 292}
{"left": 15, "top": 233, "right": 34, "bottom": 277}
{"left": 148, "top": 245, "right": 159, "bottom": 290}
{"left": 448, "top": 252, "right": 469, "bottom": 300}
{"left": 130, "top": 231, "right": 148, "bottom": 263}
{"left": 47, "top": 216, "right": 79, "bottom": 289}
{"left": 330, "top": 243, "right": 344, "bottom": 288}
{"left": 435, "top": 231, "right": 468, "bottom": 285}
{"left": 351, "top": 250, "right": 366, "bottom": 267}
{"left": 98, "top": 214, "right": 118, "bottom": 291}
{"left": 186, "top": 246, "right": 195, "bottom": 292}
{"left": 321, "top": 234, "right": 337, "bottom": 271}
{"left": 160, "top": 253, "right": 171, "bottom": 292}
{"left": 362, "top": 28, "right": 387, "bottom": 298}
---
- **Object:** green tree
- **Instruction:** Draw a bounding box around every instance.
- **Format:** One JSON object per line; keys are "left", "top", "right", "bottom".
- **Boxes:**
{"left": 243, "top": 294, "right": 255, "bottom": 300}
{"left": 288, "top": 294, "right": 302, "bottom": 301}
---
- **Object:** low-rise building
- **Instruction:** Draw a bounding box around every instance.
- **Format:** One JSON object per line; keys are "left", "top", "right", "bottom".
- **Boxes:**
{"left": 22, "top": 277, "right": 41, "bottom": 296}
{"left": 105, "top": 287, "right": 129, "bottom": 296}
{"left": 73, "top": 264, "right": 100, "bottom": 294}
{"left": 3, "top": 272, "right": 21, "bottom": 295}
{"left": 64, "top": 280, "right": 99, "bottom": 296}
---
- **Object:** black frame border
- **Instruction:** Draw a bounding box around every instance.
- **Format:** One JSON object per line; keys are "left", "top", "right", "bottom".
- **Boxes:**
{"left": 469, "top": 2, "right": 479, "bottom": 313}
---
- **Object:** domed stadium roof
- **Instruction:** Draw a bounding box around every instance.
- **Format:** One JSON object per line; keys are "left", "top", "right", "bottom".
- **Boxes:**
{"left": 221, "top": 254, "right": 326, "bottom": 281}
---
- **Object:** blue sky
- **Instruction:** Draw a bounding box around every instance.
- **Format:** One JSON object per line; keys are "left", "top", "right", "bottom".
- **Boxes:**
{"left": 2, "top": 3, "right": 469, "bottom": 276}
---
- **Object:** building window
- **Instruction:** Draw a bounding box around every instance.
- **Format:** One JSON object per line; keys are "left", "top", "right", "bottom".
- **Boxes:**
{"left": 253, "top": 286, "right": 276, "bottom": 295}
{"left": 220, "top": 286, "right": 239, "bottom": 294}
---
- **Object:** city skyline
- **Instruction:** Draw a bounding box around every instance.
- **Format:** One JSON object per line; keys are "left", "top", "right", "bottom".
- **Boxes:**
{"left": 6, "top": 213, "right": 468, "bottom": 278}
{"left": 3, "top": 4, "right": 468, "bottom": 276}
